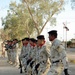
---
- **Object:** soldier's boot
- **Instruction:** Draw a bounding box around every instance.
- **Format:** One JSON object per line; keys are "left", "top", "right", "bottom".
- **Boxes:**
{"left": 64, "top": 69, "right": 70, "bottom": 75}
{"left": 20, "top": 68, "right": 23, "bottom": 73}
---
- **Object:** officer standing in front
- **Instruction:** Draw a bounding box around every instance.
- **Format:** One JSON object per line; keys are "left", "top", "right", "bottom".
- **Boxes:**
{"left": 47, "top": 30, "right": 69, "bottom": 75}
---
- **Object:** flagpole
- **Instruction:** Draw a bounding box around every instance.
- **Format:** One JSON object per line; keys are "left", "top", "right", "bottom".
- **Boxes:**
{"left": 65, "top": 29, "right": 67, "bottom": 50}
{"left": 63, "top": 22, "right": 69, "bottom": 50}
{"left": 63, "top": 25, "right": 64, "bottom": 42}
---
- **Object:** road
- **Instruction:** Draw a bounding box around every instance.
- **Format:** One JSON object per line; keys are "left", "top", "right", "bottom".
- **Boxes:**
{"left": 0, "top": 48, "right": 75, "bottom": 75}
{"left": 66, "top": 48, "right": 75, "bottom": 62}
{"left": 0, "top": 57, "right": 24, "bottom": 75}
{"left": 0, "top": 57, "right": 75, "bottom": 75}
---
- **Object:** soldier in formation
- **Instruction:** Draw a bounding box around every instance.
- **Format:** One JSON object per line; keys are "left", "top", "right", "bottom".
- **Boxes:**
{"left": 47, "top": 30, "right": 69, "bottom": 75}
{"left": 19, "top": 37, "right": 30, "bottom": 74}
{"left": 3, "top": 30, "right": 69, "bottom": 75}
{"left": 19, "top": 35, "right": 50, "bottom": 75}
{"left": 32, "top": 35, "right": 50, "bottom": 75}
{"left": 4, "top": 39, "right": 19, "bottom": 66}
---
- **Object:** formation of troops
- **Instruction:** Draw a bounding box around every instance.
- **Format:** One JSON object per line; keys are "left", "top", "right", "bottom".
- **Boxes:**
{"left": 4, "top": 39, "right": 19, "bottom": 66}
{"left": 3, "top": 30, "right": 70, "bottom": 75}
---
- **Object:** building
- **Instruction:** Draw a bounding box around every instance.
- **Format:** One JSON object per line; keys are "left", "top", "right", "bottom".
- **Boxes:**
{"left": 70, "top": 38, "right": 75, "bottom": 48}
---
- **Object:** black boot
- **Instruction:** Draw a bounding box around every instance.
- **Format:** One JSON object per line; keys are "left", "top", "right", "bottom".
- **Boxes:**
{"left": 64, "top": 69, "right": 69, "bottom": 75}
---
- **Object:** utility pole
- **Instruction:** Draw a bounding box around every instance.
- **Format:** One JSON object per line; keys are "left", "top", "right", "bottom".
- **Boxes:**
{"left": 63, "top": 22, "right": 69, "bottom": 50}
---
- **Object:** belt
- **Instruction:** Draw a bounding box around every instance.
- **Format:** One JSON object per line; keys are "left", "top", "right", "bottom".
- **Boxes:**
{"left": 40, "top": 61, "right": 46, "bottom": 64}
{"left": 52, "top": 60, "right": 60, "bottom": 63}
{"left": 23, "top": 54, "right": 28, "bottom": 58}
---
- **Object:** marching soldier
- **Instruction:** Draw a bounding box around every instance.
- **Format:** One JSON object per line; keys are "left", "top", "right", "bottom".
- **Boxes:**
{"left": 26, "top": 38, "right": 37, "bottom": 75}
{"left": 32, "top": 35, "right": 49, "bottom": 75}
{"left": 4, "top": 40, "right": 10, "bottom": 62}
{"left": 7, "top": 40, "right": 13, "bottom": 64}
{"left": 19, "top": 38, "right": 26, "bottom": 73}
{"left": 12, "top": 39, "right": 19, "bottom": 66}
{"left": 47, "top": 30, "right": 69, "bottom": 75}
{"left": 19, "top": 37, "right": 30, "bottom": 73}
{"left": 1, "top": 42, "right": 6, "bottom": 58}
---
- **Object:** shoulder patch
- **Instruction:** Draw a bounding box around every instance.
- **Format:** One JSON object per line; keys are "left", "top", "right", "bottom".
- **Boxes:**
{"left": 57, "top": 44, "right": 65, "bottom": 52}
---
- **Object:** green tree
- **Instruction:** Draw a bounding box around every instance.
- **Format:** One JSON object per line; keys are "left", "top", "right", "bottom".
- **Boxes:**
{"left": 22, "top": 0, "right": 65, "bottom": 35}
{"left": 67, "top": 41, "right": 72, "bottom": 47}
{"left": 2, "top": 0, "right": 65, "bottom": 39}
{"left": 2, "top": 1, "right": 35, "bottom": 39}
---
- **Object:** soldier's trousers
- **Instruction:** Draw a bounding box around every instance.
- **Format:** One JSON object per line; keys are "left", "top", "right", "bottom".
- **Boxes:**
{"left": 47, "top": 63, "right": 64, "bottom": 75}
{"left": 7, "top": 51, "right": 11, "bottom": 62}
{"left": 38, "top": 62, "right": 50, "bottom": 75}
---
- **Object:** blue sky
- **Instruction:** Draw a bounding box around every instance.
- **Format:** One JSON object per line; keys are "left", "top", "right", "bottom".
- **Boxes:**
{"left": 41, "top": 1, "right": 75, "bottom": 41}
{"left": 0, "top": 0, "right": 75, "bottom": 41}
{"left": 0, "top": 0, "right": 20, "bottom": 28}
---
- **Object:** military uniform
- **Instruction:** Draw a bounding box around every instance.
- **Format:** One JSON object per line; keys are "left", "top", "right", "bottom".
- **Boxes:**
{"left": 12, "top": 39, "right": 19, "bottom": 66}
{"left": 7, "top": 40, "right": 13, "bottom": 64}
{"left": 37, "top": 45, "right": 49, "bottom": 75}
{"left": 20, "top": 43, "right": 30, "bottom": 65}
{"left": 26, "top": 44, "right": 37, "bottom": 75}
{"left": 47, "top": 30, "right": 69, "bottom": 75}
{"left": 32, "top": 35, "right": 49, "bottom": 75}
{"left": 19, "top": 38, "right": 30, "bottom": 73}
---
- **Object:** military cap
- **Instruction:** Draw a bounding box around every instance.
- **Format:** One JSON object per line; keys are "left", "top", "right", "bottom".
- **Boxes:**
{"left": 9, "top": 40, "right": 13, "bottom": 42}
{"left": 5, "top": 40, "right": 9, "bottom": 42}
{"left": 48, "top": 30, "right": 57, "bottom": 35}
{"left": 13, "top": 39, "right": 18, "bottom": 41}
{"left": 30, "top": 38, "right": 37, "bottom": 43}
{"left": 22, "top": 37, "right": 30, "bottom": 41}
{"left": 22, "top": 38, "right": 25, "bottom": 41}
{"left": 37, "top": 35, "right": 45, "bottom": 40}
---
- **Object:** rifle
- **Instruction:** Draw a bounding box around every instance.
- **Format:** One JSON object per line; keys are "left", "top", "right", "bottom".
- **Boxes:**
{"left": 19, "top": 58, "right": 23, "bottom": 73}
{"left": 30, "top": 60, "right": 35, "bottom": 68}
{"left": 35, "top": 63, "right": 40, "bottom": 74}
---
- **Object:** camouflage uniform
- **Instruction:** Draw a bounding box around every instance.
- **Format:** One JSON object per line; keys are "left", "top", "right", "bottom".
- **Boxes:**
{"left": 47, "top": 39, "right": 68, "bottom": 75}
{"left": 20, "top": 43, "right": 30, "bottom": 67}
{"left": 32, "top": 35, "right": 49, "bottom": 75}
{"left": 36, "top": 44, "right": 49, "bottom": 75}
{"left": 26, "top": 45, "right": 37, "bottom": 75}
{"left": 13, "top": 43, "right": 19, "bottom": 65}
{"left": 7, "top": 41, "right": 13, "bottom": 63}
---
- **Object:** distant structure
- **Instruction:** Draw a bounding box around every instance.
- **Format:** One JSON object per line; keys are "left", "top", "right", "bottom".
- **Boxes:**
{"left": 70, "top": 38, "right": 75, "bottom": 48}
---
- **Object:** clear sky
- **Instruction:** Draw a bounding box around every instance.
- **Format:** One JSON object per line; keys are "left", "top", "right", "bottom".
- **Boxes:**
{"left": 41, "top": 1, "right": 75, "bottom": 41}
{"left": 0, "top": 0, "right": 75, "bottom": 41}
{"left": 0, "top": 0, "right": 20, "bottom": 28}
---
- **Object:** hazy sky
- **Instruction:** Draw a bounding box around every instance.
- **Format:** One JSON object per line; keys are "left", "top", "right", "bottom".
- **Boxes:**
{"left": 0, "top": 0, "right": 20, "bottom": 28}
{"left": 41, "top": 1, "right": 75, "bottom": 41}
{"left": 0, "top": 0, "right": 75, "bottom": 41}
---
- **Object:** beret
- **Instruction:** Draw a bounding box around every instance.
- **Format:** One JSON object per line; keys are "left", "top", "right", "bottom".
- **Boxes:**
{"left": 30, "top": 38, "right": 37, "bottom": 43}
{"left": 37, "top": 35, "right": 45, "bottom": 40}
{"left": 22, "top": 37, "right": 30, "bottom": 41}
{"left": 48, "top": 30, "right": 57, "bottom": 35}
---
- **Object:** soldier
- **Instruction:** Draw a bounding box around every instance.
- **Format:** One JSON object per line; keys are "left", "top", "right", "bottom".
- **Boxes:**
{"left": 5, "top": 40, "right": 10, "bottom": 62}
{"left": 19, "top": 38, "right": 26, "bottom": 73}
{"left": 1, "top": 42, "right": 6, "bottom": 58}
{"left": 19, "top": 37, "right": 30, "bottom": 73}
{"left": 47, "top": 30, "right": 69, "bottom": 75}
{"left": 32, "top": 35, "right": 49, "bottom": 75}
{"left": 9, "top": 40, "right": 14, "bottom": 65}
{"left": 12, "top": 39, "right": 19, "bottom": 66}
{"left": 26, "top": 38, "right": 37, "bottom": 75}
{"left": 7, "top": 40, "right": 13, "bottom": 64}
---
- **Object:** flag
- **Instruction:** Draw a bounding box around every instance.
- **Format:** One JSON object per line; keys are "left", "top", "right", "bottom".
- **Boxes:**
{"left": 64, "top": 26, "right": 69, "bottom": 31}
{"left": 63, "top": 22, "right": 69, "bottom": 31}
